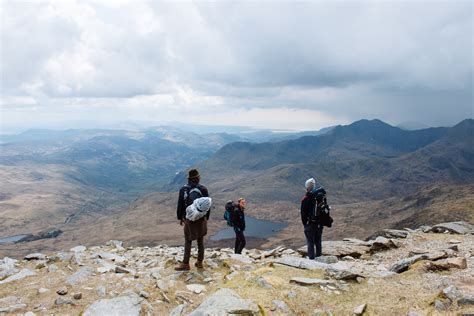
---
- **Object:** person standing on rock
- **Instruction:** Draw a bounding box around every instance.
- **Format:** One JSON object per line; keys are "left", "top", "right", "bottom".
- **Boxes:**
{"left": 301, "top": 178, "right": 325, "bottom": 259}
{"left": 175, "top": 169, "right": 210, "bottom": 271}
{"left": 233, "top": 198, "right": 247, "bottom": 254}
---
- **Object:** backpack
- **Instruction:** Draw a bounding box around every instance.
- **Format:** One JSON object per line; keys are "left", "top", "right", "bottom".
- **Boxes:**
{"left": 311, "top": 186, "right": 333, "bottom": 227}
{"left": 319, "top": 199, "right": 333, "bottom": 227}
{"left": 223, "top": 200, "right": 235, "bottom": 227}
{"left": 183, "top": 184, "right": 203, "bottom": 208}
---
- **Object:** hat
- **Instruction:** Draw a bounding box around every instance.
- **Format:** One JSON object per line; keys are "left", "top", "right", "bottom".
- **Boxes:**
{"left": 305, "top": 178, "right": 316, "bottom": 189}
{"left": 188, "top": 168, "right": 200, "bottom": 180}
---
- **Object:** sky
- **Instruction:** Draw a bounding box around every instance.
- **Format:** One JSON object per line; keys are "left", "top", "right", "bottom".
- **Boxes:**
{"left": 1, "top": 0, "right": 473, "bottom": 132}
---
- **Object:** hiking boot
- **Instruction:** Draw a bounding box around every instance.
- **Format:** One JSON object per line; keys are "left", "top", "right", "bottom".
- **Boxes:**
{"left": 195, "top": 261, "right": 204, "bottom": 269}
{"left": 174, "top": 262, "right": 190, "bottom": 271}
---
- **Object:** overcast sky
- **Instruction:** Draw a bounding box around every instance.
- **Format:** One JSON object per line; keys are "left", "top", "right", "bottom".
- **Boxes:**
{"left": 1, "top": 0, "right": 473, "bottom": 132}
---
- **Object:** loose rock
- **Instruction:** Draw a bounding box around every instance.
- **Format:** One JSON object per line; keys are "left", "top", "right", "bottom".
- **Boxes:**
{"left": 290, "top": 277, "right": 337, "bottom": 286}
{"left": 83, "top": 294, "right": 141, "bottom": 316}
{"left": 56, "top": 287, "right": 68, "bottom": 295}
{"left": 0, "top": 269, "right": 36, "bottom": 284}
{"left": 170, "top": 303, "right": 187, "bottom": 316}
{"left": 389, "top": 254, "right": 428, "bottom": 273}
{"left": 55, "top": 297, "right": 75, "bottom": 306}
{"left": 67, "top": 267, "right": 93, "bottom": 285}
{"left": 271, "top": 300, "right": 290, "bottom": 313}
{"left": 428, "top": 221, "right": 474, "bottom": 235}
{"left": 188, "top": 288, "right": 259, "bottom": 316}
{"left": 353, "top": 303, "right": 366, "bottom": 315}
{"left": 24, "top": 253, "right": 46, "bottom": 261}
{"left": 73, "top": 293, "right": 83, "bottom": 300}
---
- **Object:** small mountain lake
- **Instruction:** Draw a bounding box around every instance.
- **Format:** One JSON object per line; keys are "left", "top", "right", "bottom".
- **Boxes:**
{"left": 0, "top": 234, "right": 28, "bottom": 244}
{"left": 210, "top": 216, "right": 287, "bottom": 241}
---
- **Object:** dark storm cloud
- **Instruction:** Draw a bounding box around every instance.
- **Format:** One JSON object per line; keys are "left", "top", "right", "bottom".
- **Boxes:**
{"left": 1, "top": 0, "right": 472, "bottom": 129}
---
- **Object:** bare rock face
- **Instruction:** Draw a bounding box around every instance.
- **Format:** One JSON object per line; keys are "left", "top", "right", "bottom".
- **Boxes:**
{"left": 83, "top": 294, "right": 141, "bottom": 316}
{"left": 188, "top": 288, "right": 259, "bottom": 316}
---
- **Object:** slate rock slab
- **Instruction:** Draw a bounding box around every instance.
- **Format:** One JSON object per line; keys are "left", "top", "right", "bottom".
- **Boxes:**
{"left": 389, "top": 254, "right": 429, "bottom": 273}
{"left": 24, "top": 253, "right": 46, "bottom": 261}
{"left": 0, "top": 269, "right": 36, "bottom": 284}
{"left": 83, "top": 294, "right": 141, "bottom": 316}
{"left": 314, "top": 256, "right": 338, "bottom": 264}
{"left": 189, "top": 288, "right": 259, "bottom": 316}
{"left": 274, "top": 256, "right": 330, "bottom": 270}
{"left": 428, "top": 221, "right": 474, "bottom": 235}
{"left": 67, "top": 267, "right": 93, "bottom": 285}
{"left": 290, "top": 277, "right": 337, "bottom": 286}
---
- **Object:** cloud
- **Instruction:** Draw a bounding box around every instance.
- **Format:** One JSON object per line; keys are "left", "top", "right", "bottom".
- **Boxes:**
{"left": 0, "top": 0, "right": 472, "bottom": 131}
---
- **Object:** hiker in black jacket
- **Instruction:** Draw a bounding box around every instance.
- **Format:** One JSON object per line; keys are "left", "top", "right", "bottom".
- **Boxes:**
{"left": 301, "top": 178, "right": 324, "bottom": 259}
{"left": 175, "top": 169, "right": 210, "bottom": 271}
{"left": 233, "top": 198, "right": 246, "bottom": 254}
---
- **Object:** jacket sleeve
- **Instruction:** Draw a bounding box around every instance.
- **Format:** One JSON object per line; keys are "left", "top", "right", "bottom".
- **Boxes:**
{"left": 200, "top": 185, "right": 209, "bottom": 197}
{"left": 301, "top": 196, "right": 310, "bottom": 225}
{"left": 177, "top": 187, "right": 185, "bottom": 220}
{"left": 232, "top": 208, "right": 242, "bottom": 230}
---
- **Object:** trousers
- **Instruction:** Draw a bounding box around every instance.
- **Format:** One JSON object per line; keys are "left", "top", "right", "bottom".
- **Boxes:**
{"left": 234, "top": 230, "right": 246, "bottom": 254}
{"left": 304, "top": 223, "right": 324, "bottom": 259}
{"left": 183, "top": 237, "right": 204, "bottom": 264}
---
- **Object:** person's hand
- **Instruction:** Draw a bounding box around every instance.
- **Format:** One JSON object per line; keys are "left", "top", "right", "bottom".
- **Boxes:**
{"left": 179, "top": 219, "right": 184, "bottom": 226}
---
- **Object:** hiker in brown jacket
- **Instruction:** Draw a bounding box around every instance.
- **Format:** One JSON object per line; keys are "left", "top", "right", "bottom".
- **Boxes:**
{"left": 175, "top": 169, "right": 210, "bottom": 271}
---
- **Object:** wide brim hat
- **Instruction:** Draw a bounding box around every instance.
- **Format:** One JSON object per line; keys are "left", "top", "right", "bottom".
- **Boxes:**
{"left": 188, "top": 168, "right": 200, "bottom": 180}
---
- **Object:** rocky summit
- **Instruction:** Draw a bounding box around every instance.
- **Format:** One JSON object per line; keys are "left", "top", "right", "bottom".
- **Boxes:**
{"left": 0, "top": 222, "right": 473, "bottom": 315}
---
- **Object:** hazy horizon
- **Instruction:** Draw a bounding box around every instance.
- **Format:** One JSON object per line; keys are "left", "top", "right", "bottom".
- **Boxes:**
{"left": 1, "top": 117, "right": 469, "bottom": 136}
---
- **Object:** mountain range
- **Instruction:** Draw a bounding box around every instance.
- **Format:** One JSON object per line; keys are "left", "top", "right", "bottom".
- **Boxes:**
{"left": 0, "top": 119, "right": 472, "bottom": 257}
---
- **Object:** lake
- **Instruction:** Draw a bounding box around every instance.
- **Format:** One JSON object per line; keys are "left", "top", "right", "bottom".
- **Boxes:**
{"left": 0, "top": 234, "right": 28, "bottom": 244}
{"left": 210, "top": 216, "right": 287, "bottom": 241}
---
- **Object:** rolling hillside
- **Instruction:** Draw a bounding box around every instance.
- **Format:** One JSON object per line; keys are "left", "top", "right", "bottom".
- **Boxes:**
{"left": 1, "top": 119, "right": 472, "bottom": 257}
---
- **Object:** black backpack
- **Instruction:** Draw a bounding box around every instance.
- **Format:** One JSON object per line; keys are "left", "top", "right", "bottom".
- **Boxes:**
{"left": 223, "top": 200, "right": 235, "bottom": 227}
{"left": 312, "top": 187, "right": 333, "bottom": 227}
{"left": 183, "top": 184, "right": 203, "bottom": 208}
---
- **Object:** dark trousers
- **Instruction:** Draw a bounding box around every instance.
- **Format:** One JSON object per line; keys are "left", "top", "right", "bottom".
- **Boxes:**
{"left": 183, "top": 237, "right": 204, "bottom": 264}
{"left": 234, "top": 230, "right": 246, "bottom": 254}
{"left": 304, "top": 223, "right": 324, "bottom": 259}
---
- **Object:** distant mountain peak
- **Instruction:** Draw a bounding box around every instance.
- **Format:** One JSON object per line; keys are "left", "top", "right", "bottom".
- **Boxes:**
{"left": 349, "top": 119, "right": 394, "bottom": 129}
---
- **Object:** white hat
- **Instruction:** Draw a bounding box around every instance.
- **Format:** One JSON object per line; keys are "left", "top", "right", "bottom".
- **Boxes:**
{"left": 305, "top": 178, "right": 316, "bottom": 189}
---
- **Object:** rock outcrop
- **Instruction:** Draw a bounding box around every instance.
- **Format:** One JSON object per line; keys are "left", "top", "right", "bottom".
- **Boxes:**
{"left": 0, "top": 221, "right": 472, "bottom": 315}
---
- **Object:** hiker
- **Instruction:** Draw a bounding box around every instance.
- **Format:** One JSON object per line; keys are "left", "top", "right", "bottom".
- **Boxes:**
{"left": 233, "top": 198, "right": 247, "bottom": 254}
{"left": 175, "top": 169, "right": 210, "bottom": 271}
{"left": 301, "top": 178, "right": 325, "bottom": 259}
